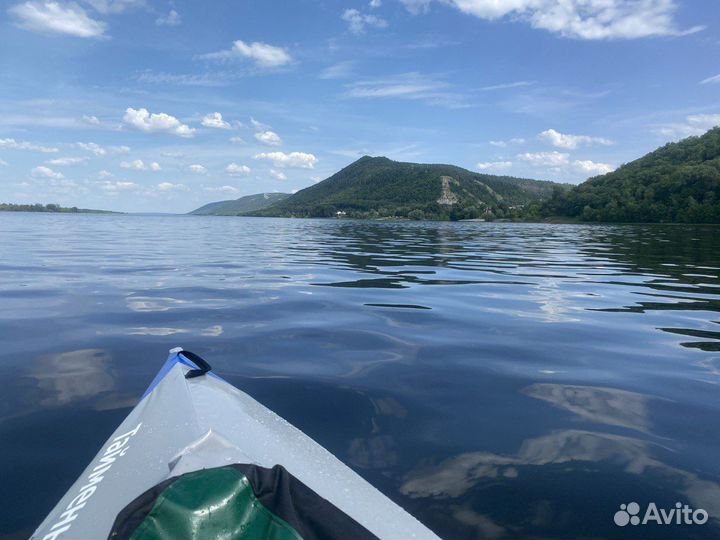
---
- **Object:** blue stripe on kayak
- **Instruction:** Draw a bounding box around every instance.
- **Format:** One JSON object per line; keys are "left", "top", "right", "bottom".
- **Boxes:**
{"left": 141, "top": 351, "right": 193, "bottom": 399}
{"left": 141, "top": 350, "right": 225, "bottom": 400}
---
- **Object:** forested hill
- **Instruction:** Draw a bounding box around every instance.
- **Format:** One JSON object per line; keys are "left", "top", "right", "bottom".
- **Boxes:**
{"left": 0, "top": 203, "right": 114, "bottom": 213}
{"left": 529, "top": 127, "right": 720, "bottom": 223}
{"left": 190, "top": 192, "right": 290, "bottom": 215}
{"left": 252, "top": 156, "right": 566, "bottom": 220}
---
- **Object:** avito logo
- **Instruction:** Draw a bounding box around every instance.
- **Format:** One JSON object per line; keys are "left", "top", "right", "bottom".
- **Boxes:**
{"left": 614, "top": 502, "right": 708, "bottom": 527}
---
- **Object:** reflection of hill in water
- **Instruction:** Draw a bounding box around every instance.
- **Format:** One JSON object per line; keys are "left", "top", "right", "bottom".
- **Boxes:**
{"left": 304, "top": 222, "right": 720, "bottom": 350}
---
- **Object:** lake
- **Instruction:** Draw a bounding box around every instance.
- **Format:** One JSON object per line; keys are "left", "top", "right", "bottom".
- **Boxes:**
{"left": 1, "top": 213, "right": 719, "bottom": 539}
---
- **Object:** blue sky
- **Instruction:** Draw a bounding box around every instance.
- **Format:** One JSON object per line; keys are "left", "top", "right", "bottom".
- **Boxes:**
{"left": 0, "top": 0, "right": 718, "bottom": 212}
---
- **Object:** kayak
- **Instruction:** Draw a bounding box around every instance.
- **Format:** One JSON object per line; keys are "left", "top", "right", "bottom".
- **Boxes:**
{"left": 31, "top": 347, "right": 439, "bottom": 540}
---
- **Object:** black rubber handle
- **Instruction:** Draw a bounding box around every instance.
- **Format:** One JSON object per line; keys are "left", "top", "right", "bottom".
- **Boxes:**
{"left": 179, "top": 350, "right": 212, "bottom": 379}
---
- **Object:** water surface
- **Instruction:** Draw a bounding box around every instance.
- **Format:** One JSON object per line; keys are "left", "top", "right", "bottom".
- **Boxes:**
{"left": 1, "top": 213, "right": 719, "bottom": 539}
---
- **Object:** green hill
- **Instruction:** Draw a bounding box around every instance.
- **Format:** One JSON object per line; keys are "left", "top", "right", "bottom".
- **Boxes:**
{"left": 529, "top": 127, "right": 720, "bottom": 223}
{"left": 190, "top": 192, "right": 290, "bottom": 215}
{"left": 253, "top": 156, "right": 567, "bottom": 220}
{"left": 0, "top": 203, "right": 115, "bottom": 213}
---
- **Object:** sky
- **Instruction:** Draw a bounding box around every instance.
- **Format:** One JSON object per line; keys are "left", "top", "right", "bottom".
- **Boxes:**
{"left": 0, "top": 0, "right": 718, "bottom": 213}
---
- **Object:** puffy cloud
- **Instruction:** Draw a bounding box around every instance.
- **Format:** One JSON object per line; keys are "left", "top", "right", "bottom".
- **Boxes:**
{"left": 76, "top": 142, "right": 130, "bottom": 155}
{"left": 518, "top": 151, "right": 570, "bottom": 167}
{"left": 120, "top": 159, "right": 147, "bottom": 170}
{"left": 157, "top": 182, "right": 187, "bottom": 191}
{"left": 342, "top": 8, "right": 388, "bottom": 34}
{"left": 400, "top": 0, "right": 431, "bottom": 15}
{"left": 254, "top": 151, "right": 318, "bottom": 169}
{"left": 46, "top": 156, "right": 86, "bottom": 166}
{"left": 401, "top": 0, "right": 700, "bottom": 40}
{"left": 369, "top": 0, "right": 381, "bottom": 6}
{"left": 31, "top": 165, "right": 64, "bottom": 179}
{"left": 229, "top": 136, "right": 245, "bottom": 144}
{"left": 8, "top": 1, "right": 107, "bottom": 38}
{"left": 225, "top": 163, "right": 251, "bottom": 176}
{"left": 201, "top": 112, "right": 230, "bottom": 129}
{"left": 538, "top": 128, "right": 613, "bottom": 149}
{"left": 119, "top": 159, "right": 160, "bottom": 171}
{"left": 99, "top": 180, "right": 138, "bottom": 192}
{"left": 198, "top": 40, "right": 291, "bottom": 68}
{"left": 97, "top": 170, "right": 113, "bottom": 179}
{"left": 270, "top": 169, "right": 287, "bottom": 181}
{"left": 573, "top": 159, "right": 615, "bottom": 175}
{"left": 653, "top": 114, "right": 720, "bottom": 139}
{"left": 82, "top": 115, "right": 100, "bottom": 125}
{"left": 254, "top": 130, "right": 282, "bottom": 146}
{"left": 189, "top": 164, "right": 207, "bottom": 174}
{"left": 155, "top": 9, "right": 180, "bottom": 26}
{"left": 0, "top": 138, "right": 58, "bottom": 153}
{"left": 476, "top": 161, "right": 513, "bottom": 171}
{"left": 700, "top": 74, "right": 720, "bottom": 85}
{"left": 123, "top": 107, "right": 195, "bottom": 137}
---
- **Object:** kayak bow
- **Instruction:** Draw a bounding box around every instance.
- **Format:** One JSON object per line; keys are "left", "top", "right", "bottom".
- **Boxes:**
{"left": 31, "top": 348, "right": 439, "bottom": 540}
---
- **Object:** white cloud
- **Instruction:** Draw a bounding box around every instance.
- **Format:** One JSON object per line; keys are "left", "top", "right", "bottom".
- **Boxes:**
{"left": 481, "top": 80, "right": 534, "bottom": 91}
{"left": 538, "top": 128, "right": 613, "bottom": 149}
{"left": 476, "top": 161, "right": 513, "bottom": 171}
{"left": 31, "top": 165, "right": 64, "bottom": 179}
{"left": 46, "top": 156, "right": 86, "bottom": 166}
{"left": 189, "top": 164, "right": 207, "bottom": 174}
{"left": 342, "top": 8, "right": 388, "bottom": 34}
{"left": 9, "top": 1, "right": 107, "bottom": 38}
{"left": 123, "top": 107, "right": 195, "bottom": 137}
{"left": 76, "top": 142, "right": 130, "bottom": 155}
{"left": 0, "top": 159, "right": 7, "bottom": 166}
{"left": 0, "top": 138, "right": 58, "bottom": 153}
{"left": 150, "top": 161, "right": 161, "bottom": 171}
{"left": 120, "top": 159, "right": 145, "bottom": 170}
{"left": 97, "top": 170, "right": 113, "bottom": 179}
{"left": 269, "top": 169, "right": 287, "bottom": 181}
{"left": 653, "top": 113, "right": 720, "bottom": 139}
{"left": 573, "top": 159, "right": 615, "bottom": 175}
{"left": 99, "top": 180, "right": 138, "bottom": 192}
{"left": 345, "top": 72, "right": 467, "bottom": 108}
{"left": 489, "top": 138, "right": 525, "bottom": 147}
{"left": 400, "top": 0, "right": 431, "bottom": 15}
{"left": 205, "top": 185, "right": 241, "bottom": 195}
{"left": 198, "top": 40, "right": 291, "bottom": 68}
{"left": 229, "top": 136, "right": 245, "bottom": 144}
{"left": 82, "top": 114, "right": 100, "bottom": 125}
{"left": 403, "top": 0, "right": 701, "bottom": 40}
{"left": 155, "top": 9, "right": 180, "bottom": 26}
{"left": 254, "top": 130, "right": 282, "bottom": 146}
{"left": 84, "top": 0, "right": 144, "bottom": 14}
{"left": 201, "top": 112, "right": 230, "bottom": 129}
{"left": 250, "top": 117, "right": 271, "bottom": 131}
{"left": 700, "top": 74, "right": 720, "bottom": 85}
{"left": 518, "top": 151, "right": 570, "bottom": 167}
{"left": 319, "top": 61, "right": 355, "bottom": 80}
{"left": 254, "top": 151, "right": 318, "bottom": 169}
{"left": 369, "top": 0, "right": 381, "bottom": 6}
{"left": 225, "top": 163, "right": 251, "bottom": 176}
{"left": 157, "top": 182, "right": 187, "bottom": 191}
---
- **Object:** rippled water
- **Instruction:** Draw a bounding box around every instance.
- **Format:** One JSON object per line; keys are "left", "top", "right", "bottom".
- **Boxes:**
{"left": 1, "top": 213, "right": 720, "bottom": 539}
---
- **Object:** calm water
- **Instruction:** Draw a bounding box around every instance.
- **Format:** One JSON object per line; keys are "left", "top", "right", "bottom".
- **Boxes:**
{"left": 1, "top": 213, "right": 720, "bottom": 539}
